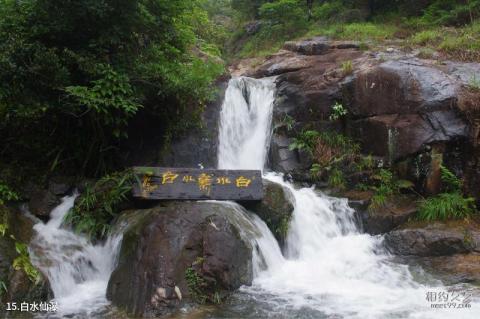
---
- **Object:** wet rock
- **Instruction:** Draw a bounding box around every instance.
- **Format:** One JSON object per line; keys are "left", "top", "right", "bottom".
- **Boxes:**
{"left": 0, "top": 205, "right": 52, "bottom": 306}
{"left": 344, "top": 59, "right": 458, "bottom": 117}
{"left": 349, "top": 112, "right": 468, "bottom": 163}
{"left": 107, "top": 202, "right": 253, "bottom": 317}
{"left": 121, "top": 77, "right": 228, "bottom": 168}
{"left": 3, "top": 270, "right": 52, "bottom": 304}
{"left": 47, "top": 176, "right": 75, "bottom": 196}
{"left": 417, "top": 253, "right": 480, "bottom": 284}
{"left": 384, "top": 220, "right": 480, "bottom": 256}
{"left": 243, "top": 180, "right": 294, "bottom": 245}
{"left": 28, "top": 189, "right": 59, "bottom": 219}
{"left": 269, "top": 134, "right": 303, "bottom": 173}
{"left": 359, "top": 195, "right": 418, "bottom": 235}
{"left": 284, "top": 37, "right": 330, "bottom": 55}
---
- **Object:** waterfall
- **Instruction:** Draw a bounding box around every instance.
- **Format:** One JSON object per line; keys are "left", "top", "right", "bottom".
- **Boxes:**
{"left": 29, "top": 195, "right": 123, "bottom": 317}
{"left": 218, "top": 77, "right": 276, "bottom": 170}
{"left": 217, "top": 76, "right": 479, "bottom": 319}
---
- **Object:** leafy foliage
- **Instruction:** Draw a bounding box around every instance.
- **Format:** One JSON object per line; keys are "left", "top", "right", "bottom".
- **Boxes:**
{"left": 417, "top": 165, "right": 477, "bottom": 221}
{"left": 0, "top": 0, "right": 224, "bottom": 177}
{"left": 12, "top": 241, "right": 40, "bottom": 283}
{"left": 329, "top": 102, "right": 348, "bottom": 121}
{"left": 64, "top": 170, "right": 134, "bottom": 240}
{"left": 440, "top": 164, "right": 462, "bottom": 192}
{"left": 0, "top": 181, "right": 19, "bottom": 205}
{"left": 185, "top": 265, "right": 207, "bottom": 304}
{"left": 369, "top": 169, "right": 413, "bottom": 210}
{"left": 417, "top": 192, "right": 476, "bottom": 221}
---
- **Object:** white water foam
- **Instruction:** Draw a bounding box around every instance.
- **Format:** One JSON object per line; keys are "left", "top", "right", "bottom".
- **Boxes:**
{"left": 217, "top": 76, "right": 480, "bottom": 319}
{"left": 29, "top": 195, "right": 122, "bottom": 317}
{"left": 218, "top": 77, "right": 276, "bottom": 170}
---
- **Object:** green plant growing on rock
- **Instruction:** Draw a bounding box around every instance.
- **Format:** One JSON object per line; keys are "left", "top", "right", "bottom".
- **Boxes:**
{"left": 0, "top": 181, "right": 19, "bottom": 205}
{"left": 328, "top": 168, "right": 346, "bottom": 189}
{"left": 280, "top": 114, "right": 296, "bottom": 131}
{"left": 417, "top": 165, "right": 476, "bottom": 221}
{"left": 64, "top": 169, "right": 134, "bottom": 240}
{"left": 0, "top": 280, "right": 6, "bottom": 296}
{"left": 12, "top": 241, "right": 40, "bottom": 284}
{"left": 417, "top": 193, "right": 476, "bottom": 221}
{"left": 369, "top": 169, "right": 413, "bottom": 210}
{"left": 289, "top": 130, "right": 321, "bottom": 154}
{"left": 329, "top": 102, "right": 348, "bottom": 121}
{"left": 341, "top": 60, "right": 353, "bottom": 76}
{"left": 185, "top": 266, "right": 207, "bottom": 304}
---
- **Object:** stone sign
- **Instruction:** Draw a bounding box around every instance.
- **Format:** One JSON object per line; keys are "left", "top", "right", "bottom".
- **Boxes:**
{"left": 133, "top": 167, "right": 263, "bottom": 200}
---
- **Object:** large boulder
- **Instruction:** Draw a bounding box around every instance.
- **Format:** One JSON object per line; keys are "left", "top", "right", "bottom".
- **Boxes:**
{"left": 349, "top": 112, "right": 468, "bottom": 163}
{"left": 107, "top": 202, "right": 253, "bottom": 317}
{"left": 384, "top": 220, "right": 480, "bottom": 256}
{"left": 344, "top": 59, "right": 458, "bottom": 117}
{"left": 357, "top": 195, "right": 418, "bottom": 235}
{"left": 243, "top": 180, "right": 294, "bottom": 245}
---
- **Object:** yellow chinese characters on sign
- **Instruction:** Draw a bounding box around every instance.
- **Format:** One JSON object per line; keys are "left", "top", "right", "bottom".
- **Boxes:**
{"left": 235, "top": 176, "right": 252, "bottom": 188}
{"left": 182, "top": 175, "right": 196, "bottom": 183}
{"left": 198, "top": 173, "right": 213, "bottom": 194}
{"left": 141, "top": 174, "right": 158, "bottom": 196}
{"left": 162, "top": 171, "right": 178, "bottom": 184}
{"left": 216, "top": 177, "right": 231, "bottom": 185}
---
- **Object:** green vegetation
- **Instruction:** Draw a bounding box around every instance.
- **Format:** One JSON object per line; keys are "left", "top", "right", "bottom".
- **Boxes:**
{"left": 417, "top": 192, "right": 476, "bottom": 221}
{"left": 329, "top": 102, "right": 348, "bottom": 121}
{"left": 12, "top": 241, "right": 40, "bottom": 283}
{"left": 290, "top": 129, "right": 374, "bottom": 189}
{"left": 0, "top": 216, "right": 41, "bottom": 295}
{"left": 226, "top": 1, "right": 480, "bottom": 61}
{"left": 417, "top": 165, "right": 477, "bottom": 221}
{"left": 0, "top": 181, "right": 19, "bottom": 205}
{"left": 0, "top": 0, "right": 225, "bottom": 180}
{"left": 340, "top": 61, "right": 354, "bottom": 76}
{"left": 369, "top": 169, "right": 413, "bottom": 210}
{"left": 64, "top": 170, "right": 134, "bottom": 240}
{"left": 185, "top": 266, "right": 208, "bottom": 304}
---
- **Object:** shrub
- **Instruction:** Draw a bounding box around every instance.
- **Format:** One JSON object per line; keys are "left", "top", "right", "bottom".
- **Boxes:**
{"left": 369, "top": 169, "right": 413, "bottom": 210}
{"left": 0, "top": 181, "right": 19, "bottom": 205}
{"left": 64, "top": 170, "right": 134, "bottom": 240}
{"left": 417, "top": 192, "right": 476, "bottom": 221}
{"left": 417, "top": 165, "right": 477, "bottom": 221}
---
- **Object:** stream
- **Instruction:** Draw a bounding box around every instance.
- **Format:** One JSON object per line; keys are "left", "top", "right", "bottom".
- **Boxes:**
{"left": 28, "top": 76, "right": 480, "bottom": 318}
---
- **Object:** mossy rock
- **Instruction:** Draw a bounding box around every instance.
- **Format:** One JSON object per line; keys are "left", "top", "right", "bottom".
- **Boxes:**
{"left": 244, "top": 180, "right": 294, "bottom": 246}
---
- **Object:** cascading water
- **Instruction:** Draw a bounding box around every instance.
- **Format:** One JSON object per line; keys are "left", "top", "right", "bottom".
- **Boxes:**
{"left": 216, "top": 76, "right": 480, "bottom": 319}
{"left": 218, "top": 77, "right": 276, "bottom": 170}
{"left": 29, "top": 195, "right": 123, "bottom": 317}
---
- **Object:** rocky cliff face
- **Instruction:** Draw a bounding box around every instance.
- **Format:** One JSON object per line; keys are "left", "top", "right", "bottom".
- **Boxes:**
{"left": 236, "top": 37, "right": 480, "bottom": 202}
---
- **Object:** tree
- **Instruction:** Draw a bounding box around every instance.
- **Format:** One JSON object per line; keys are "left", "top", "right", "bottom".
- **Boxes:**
{"left": 0, "top": 0, "right": 224, "bottom": 177}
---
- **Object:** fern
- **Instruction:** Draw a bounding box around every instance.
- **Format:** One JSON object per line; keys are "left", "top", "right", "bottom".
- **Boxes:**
{"left": 440, "top": 165, "right": 462, "bottom": 192}
{"left": 417, "top": 192, "right": 476, "bottom": 221}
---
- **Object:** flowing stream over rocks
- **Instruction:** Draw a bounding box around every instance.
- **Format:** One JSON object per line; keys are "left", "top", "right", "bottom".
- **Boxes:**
{"left": 26, "top": 76, "right": 480, "bottom": 318}
{"left": 29, "top": 195, "right": 123, "bottom": 317}
{"left": 213, "top": 76, "right": 480, "bottom": 319}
